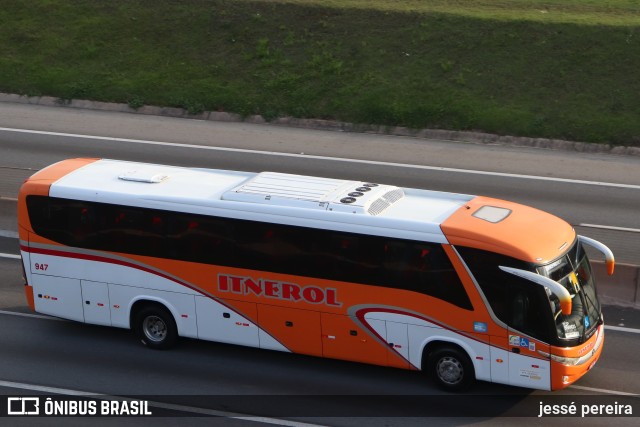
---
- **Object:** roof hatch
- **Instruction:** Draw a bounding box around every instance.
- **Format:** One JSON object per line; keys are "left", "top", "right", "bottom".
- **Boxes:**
{"left": 472, "top": 205, "right": 512, "bottom": 223}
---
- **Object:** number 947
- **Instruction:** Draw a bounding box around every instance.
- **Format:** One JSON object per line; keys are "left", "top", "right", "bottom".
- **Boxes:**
{"left": 34, "top": 263, "right": 49, "bottom": 271}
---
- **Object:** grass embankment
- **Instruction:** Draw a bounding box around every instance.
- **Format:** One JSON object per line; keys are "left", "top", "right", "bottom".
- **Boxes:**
{"left": 1, "top": 0, "right": 639, "bottom": 145}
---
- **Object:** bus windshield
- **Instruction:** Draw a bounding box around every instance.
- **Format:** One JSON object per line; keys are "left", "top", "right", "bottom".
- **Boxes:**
{"left": 537, "top": 241, "right": 602, "bottom": 343}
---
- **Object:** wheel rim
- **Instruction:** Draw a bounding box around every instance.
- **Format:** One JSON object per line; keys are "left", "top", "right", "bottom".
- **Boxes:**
{"left": 143, "top": 315, "right": 167, "bottom": 342}
{"left": 436, "top": 356, "right": 464, "bottom": 385}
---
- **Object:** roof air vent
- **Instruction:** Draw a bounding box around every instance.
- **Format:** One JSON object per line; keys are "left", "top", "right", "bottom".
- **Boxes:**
{"left": 383, "top": 188, "right": 404, "bottom": 203}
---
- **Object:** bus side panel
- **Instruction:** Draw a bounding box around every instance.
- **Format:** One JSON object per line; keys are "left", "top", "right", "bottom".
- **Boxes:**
{"left": 195, "top": 296, "right": 260, "bottom": 347}
{"left": 359, "top": 309, "right": 491, "bottom": 379}
{"left": 257, "top": 304, "right": 322, "bottom": 357}
{"left": 321, "top": 313, "right": 389, "bottom": 366}
{"left": 20, "top": 233, "right": 35, "bottom": 311}
{"left": 506, "top": 330, "right": 551, "bottom": 390}
{"left": 24, "top": 245, "right": 204, "bottom": 301}
{"left": 385, "top": 320, "right": 410, "bottom": 369}
{"left": 28, "top": 245, "right": 69, "bottom": 280}
{"left": 507, "top": 351, "right": 551, "bottom": 390}
{"left": 108, "top": 283, "right": 198, "bottom": 338}
{"left": 31, "top": 274, "right": 85, "bottom": 322}
{"left": 489, "top": 335, "right": 510, "bottom": 386}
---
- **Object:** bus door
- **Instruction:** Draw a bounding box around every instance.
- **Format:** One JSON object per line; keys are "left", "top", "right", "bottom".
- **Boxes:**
{"left": 506, "top": 286, "right": 552, "bottom": 390}
{"left": 507, "top": 330, "right": 551, "bottom": 389}
{"left": 385, "top": 321, "right": 410, "bottom": 368}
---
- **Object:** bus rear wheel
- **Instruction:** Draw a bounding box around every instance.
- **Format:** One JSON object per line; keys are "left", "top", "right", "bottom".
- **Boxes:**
{"left": 134, "top": 304, "right": 178, "bottom": 350}
{"left": 427, "top": 347, "right": 474, "bottom": 391}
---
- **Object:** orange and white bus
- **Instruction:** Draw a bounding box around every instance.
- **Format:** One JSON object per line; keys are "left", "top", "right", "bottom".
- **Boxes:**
{"left": 18, "top": 158, "right": 615, "bottom": 391}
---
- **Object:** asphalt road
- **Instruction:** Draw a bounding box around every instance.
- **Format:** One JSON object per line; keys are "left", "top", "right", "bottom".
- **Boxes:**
{"left": 0, "top": 102, "right": 639, "bottom": 425}
{"left": 0, "top": 285, "right": 638, "bottom": 427}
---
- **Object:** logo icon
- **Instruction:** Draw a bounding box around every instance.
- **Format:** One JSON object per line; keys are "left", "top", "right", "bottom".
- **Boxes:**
{"left": 473, "top": 322, "right": 488, "bottom": 333}
{"left": 7, "top": 397, "right": 40, "bottom": 415}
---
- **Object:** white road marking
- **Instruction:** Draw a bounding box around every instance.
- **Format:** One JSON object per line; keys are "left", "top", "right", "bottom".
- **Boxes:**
{"left": 0, "top": 309, "right": 65, "bottom": 321}
{"left": 0, "top": 379, "right": 329, "bottom": 426}
{"left": 0, "top": 379, "right": 100, "bottom": 396}
{"left": 0, "top": 252, "right": 20, "bottom": 259}
{"left": 2, "top": 126, "right": 640, "bottom": 190}
{"left": 0, "top": 230, "right": 19, "bottom": 238}
{"left": 605, "top": 325, "right": 640, "bottom": 334}
{"left": 578, "top": 224, "right": 640, "bottom": 233}
{"left": 570, "top": 385, "right": 639, "bottom": 396}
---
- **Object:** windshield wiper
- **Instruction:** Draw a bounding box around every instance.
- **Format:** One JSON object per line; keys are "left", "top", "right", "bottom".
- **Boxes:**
{"left": 582, "top": 287, "right": 602, "bottom": 329}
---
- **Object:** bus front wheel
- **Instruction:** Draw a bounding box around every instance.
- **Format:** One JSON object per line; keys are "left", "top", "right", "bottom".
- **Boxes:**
{"left": 427, "top": 347, "right": 474, "bottom": 391}
{"left": 134, "top": 304, "right": 178, "bottom": 350}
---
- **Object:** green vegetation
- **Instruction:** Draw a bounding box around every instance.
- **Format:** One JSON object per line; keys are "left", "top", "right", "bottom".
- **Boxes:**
{"left": 1, "top": 0, "right": 639, "bottom": 145}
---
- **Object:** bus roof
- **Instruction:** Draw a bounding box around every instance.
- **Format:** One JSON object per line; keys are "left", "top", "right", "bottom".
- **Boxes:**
{"left": 22, "top": 158, "right": 575, "bottom": 264}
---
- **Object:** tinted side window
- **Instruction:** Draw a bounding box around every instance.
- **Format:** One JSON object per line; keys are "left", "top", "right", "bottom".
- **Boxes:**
{"left": 27, "top": 196, "right": 472, "bottom": 309}
{"left": 457, "top": 246, "right": 554, "bottom": 342}
{"left": 166, "top": 213, "right": 236, "bottom": 265}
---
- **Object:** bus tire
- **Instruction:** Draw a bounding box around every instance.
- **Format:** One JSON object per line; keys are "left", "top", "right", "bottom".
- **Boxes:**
{"left": 427, "top": 346, "right": 474, "bottom": 391}
{"left": 134, "top": 304, "right": 178, "bottom": 350}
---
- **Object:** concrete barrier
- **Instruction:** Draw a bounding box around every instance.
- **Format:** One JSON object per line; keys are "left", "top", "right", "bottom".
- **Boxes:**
{"left": 592, "top": 261, "right": 640, "bottom": 308}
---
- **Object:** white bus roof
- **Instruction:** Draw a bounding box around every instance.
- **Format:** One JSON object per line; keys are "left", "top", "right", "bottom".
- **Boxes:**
{"left": 27, "top": 158, "right": 578, "bottom": 263}
{"left": 47, "top": 159, "right": 474, "bottom": 243}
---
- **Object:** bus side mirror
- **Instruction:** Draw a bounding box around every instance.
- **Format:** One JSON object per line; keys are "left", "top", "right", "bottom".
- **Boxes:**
{"left": 579, "top": 235, "right": 615, "bottom": 276}
{"left": 499, "top": 266, "right": 572, "bottom": 316}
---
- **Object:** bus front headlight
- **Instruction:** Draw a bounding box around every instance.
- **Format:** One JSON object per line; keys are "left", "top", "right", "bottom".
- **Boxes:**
{"left": 538, "top": 351, "right": 581, "bottom": 366}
